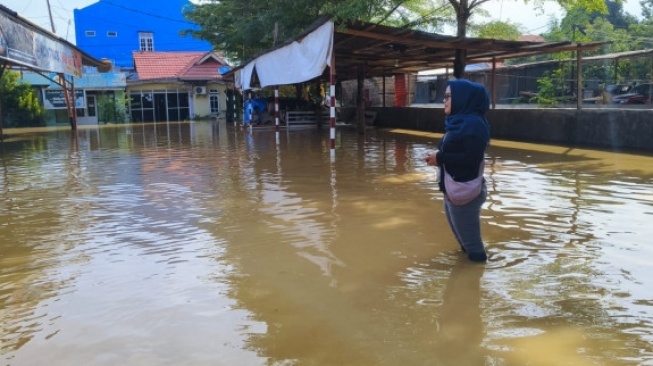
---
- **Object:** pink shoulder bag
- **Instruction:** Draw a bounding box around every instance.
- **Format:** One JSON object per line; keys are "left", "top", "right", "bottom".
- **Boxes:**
{"left": 443, "top": 160, "right": 485, "bottom": 206}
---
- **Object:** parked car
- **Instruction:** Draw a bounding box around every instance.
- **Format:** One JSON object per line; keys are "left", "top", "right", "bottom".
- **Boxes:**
{"left": 605, "top": 84, "right": 634, "bottom": 96}
{"left": 584, "top": 83, "right": 633, "bottom": 104}
{"left": 612, "top": 83, "right": 653, "bottom": 104}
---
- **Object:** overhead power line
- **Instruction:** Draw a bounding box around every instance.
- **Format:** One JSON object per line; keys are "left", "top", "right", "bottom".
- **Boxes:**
{"left": 101, "top": 0, "right": 198, "bottom": 25}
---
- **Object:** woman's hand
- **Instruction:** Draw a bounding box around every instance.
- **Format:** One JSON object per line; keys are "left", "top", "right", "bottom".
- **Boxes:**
{"left": 424, "top": 150, "right": 438, "bottom": 166}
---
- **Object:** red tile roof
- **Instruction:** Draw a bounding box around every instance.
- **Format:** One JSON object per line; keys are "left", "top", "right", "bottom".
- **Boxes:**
{"left": 132, "top": 51, "right": 228, "bottom": 81}
{"left": 519, "top": 35, "right": 545, "bottom": 42}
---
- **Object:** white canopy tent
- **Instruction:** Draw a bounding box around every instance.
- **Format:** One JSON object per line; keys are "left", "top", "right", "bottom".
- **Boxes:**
{"left": 234, "top": 20, "right": 338, "bottom": 157}
{"left": 235, "top": 20, "right": 334, "bottom": 91}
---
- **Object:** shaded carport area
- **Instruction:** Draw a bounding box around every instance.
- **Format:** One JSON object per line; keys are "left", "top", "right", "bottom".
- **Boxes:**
{"left": 0, "top": 4, "right": 111, "bottom": 139}
{"left": 226, "top": 15, "right": 607, "bottom": 156}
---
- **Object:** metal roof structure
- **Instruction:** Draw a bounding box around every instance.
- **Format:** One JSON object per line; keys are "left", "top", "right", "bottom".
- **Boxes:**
{"left": 582, "top": 48, "right": 653, "bottom": 62}
{"left": 228, "top": 15, "right": 608, "bottom": 83}
{"left": 417, "top": 49, "right": 653, "bottom": 79}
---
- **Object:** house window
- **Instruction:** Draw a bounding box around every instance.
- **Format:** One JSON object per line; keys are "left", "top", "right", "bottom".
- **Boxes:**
{"left": 129, "top": 90, "right": 189, "bottom": 123}
{"left": 107, "top": 31, "right": 118, "bottom": 37}
{"left": 85, "top": 30, "right": 96, "bottom": 37}
{"left": 210, "top": 95, "right": 220, "bottom": 116}
{"left": 139, "top": 32, "right": 154, "bottom": 51}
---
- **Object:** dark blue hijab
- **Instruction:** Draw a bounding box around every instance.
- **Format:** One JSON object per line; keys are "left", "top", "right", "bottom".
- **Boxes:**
{"left": 445, "top": 79, "right": 490, "bottom": 142}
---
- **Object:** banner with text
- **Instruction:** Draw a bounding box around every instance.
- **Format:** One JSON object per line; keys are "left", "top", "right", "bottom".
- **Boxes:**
{"left": 43, "top": 89, "right": 86, "bottom": 109}
{"left": 0, "top": 11, "right": 83, "bottom": 76}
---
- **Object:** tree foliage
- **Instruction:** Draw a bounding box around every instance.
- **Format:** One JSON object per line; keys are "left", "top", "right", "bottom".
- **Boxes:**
{"left": 182, "top": 0, "right": 447, "bottom": 62}
{"left": 532, "top": 68, "right": 568, "bottom": 106}
{"left": 628, "top": 21, "right": 653, "bottom": 49}
{"left": 522, "top": 0, "right": 653, "bottom": 101}
{"left": 642, "top": 0, "right": 653, "bottom": 19}
{"left": 183, "top": 0, "right": 643, "bottom": 82}
{"left": 0, "top": 70, "right": 45, "bottom": 127}
{"left": 536, "top": 0, "right": 653, "bottom": 83}
{"left": 473, "top": 20, "right": 523, "bottom": 40}
{"left": 98, "top": 94, "right": 130, "bottom": 124}
{"left": 447, "top": 0, "right": 611, "bottom": 77}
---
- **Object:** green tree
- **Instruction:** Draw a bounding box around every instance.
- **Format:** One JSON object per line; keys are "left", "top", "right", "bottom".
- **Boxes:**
{"left": 448, "top": 0, "right": 612, "bottom": 78}
{"left": 536, "top": 1, "right": 645, "bottom": 85}
{"left": 0, "top": 69, "right": 45, "bottom": 128}
{"left": 473, "top": 20, "right": 523, "bottom": 40}
{"left": 586, "top": 0, "right": 637, "bottom": 28}
{"left": 98, "top": 94, "right": 129, "bottom": 124}
{"left": 628, "top": 19, "right": 653, "bottom": 49}
{"left": 532, "top": 68, "right": 568, "bottom": 106}
{"left": 642, "top": 0, "right": 653, "bottom": 19}
{"left": 182, "top": 0, "right": 442, "bottom": 62}
{"left": 543, "top": 1, "right": 637, "bottom": 48}
{"left": 183, "top": 0, "right": 613, "bottom": 79}
{"left": 580, "top": 18, "right": 632, "bottom": 84}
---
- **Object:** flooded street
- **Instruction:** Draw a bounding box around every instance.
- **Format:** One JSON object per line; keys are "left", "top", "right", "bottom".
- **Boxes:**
{"left": 1, "top": 121, "right": 652, "bottom": 365}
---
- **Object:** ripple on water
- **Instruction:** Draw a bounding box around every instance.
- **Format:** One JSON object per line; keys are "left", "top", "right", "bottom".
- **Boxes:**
{"left": 2, "top": 126, "right": 653, "bottom": 365}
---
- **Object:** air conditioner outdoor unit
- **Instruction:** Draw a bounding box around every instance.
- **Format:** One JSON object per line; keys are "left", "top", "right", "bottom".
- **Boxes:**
{"left": 195, "top": 86, "right": 207, "bottom": 95}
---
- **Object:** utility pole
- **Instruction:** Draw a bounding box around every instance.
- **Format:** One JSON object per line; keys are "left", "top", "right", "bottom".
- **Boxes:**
{"left": 46, "top": 0, "right": 56, "bottom": 34}
{"left": 570, "top": 24, "right": 586, "bottom": 97}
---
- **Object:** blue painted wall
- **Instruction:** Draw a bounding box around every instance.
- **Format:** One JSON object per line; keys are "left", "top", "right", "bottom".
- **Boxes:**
{"left": 74, "top": 0, "right": 212, "bottom": 68}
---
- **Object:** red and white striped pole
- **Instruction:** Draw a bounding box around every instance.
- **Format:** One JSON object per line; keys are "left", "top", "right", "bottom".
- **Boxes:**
{"left": 275, "top": 86, "right": 280, "bottom": 131}
{"left": 329, "top": 57, "right": 336, "bottom": 159}
{"left": 275, "top": 85, "right": 280, "bottom": 143}
{"left": 233, "top": 88, "right": 237, "bottom": 126}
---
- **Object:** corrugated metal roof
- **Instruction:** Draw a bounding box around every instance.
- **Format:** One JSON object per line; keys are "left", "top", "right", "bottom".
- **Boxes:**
{"left": 227, "top": 15, "right": 608, "bottom": 83}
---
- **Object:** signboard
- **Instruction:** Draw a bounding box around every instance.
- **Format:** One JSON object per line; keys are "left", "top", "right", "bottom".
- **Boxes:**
{"left": 43, "top": 89, "right": 86, "bottom": 109}
{"left": 0, "top": 10, "right": 83, "bottom": 76}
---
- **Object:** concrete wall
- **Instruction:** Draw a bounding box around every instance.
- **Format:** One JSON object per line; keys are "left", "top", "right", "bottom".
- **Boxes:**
{"left": 370, "top": 107, "right": 653, "bottom": 153}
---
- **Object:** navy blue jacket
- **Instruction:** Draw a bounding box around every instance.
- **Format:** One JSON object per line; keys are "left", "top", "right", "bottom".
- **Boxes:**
{"left": 435, "top": 79, "right": 491, "bottom": 192}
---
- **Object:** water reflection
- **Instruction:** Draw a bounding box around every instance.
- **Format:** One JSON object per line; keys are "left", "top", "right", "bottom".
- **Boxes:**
{"left": 0, "top": 122, "right": 652, "bottom": 365}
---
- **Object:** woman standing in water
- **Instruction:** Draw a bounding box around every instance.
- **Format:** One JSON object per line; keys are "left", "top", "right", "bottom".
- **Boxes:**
{"left": 425, "top": 79, "right": 491, "bottom": 262}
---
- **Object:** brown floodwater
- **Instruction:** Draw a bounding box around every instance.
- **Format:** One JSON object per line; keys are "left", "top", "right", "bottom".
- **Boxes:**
{"left": 1, "top": 121, "right": 652, "bottom": 365}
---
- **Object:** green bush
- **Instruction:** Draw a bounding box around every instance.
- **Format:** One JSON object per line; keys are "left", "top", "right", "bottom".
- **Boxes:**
{"left": 98, "top": 95, "right": 129, "bottom": 123}
{"left": 533, "top": 68, "right": 568, "bottom": 107}
{"left": 1, "top": 70, "right": 46, "bottom": 127}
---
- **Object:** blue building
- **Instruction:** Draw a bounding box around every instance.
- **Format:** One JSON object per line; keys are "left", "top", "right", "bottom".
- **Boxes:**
{"left": 74, "top": 0, "right": 212, "bottom": 69}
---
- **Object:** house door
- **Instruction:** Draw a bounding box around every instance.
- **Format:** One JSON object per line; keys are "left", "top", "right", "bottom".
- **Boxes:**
{"left": 87, "top": 95, "right": 97, "bottom": 118}
{"left": 77, "top": 94, "right": 99, "bottom": 125}
{"left": 154, "top": 93, "right": 167, "bottom": 122}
